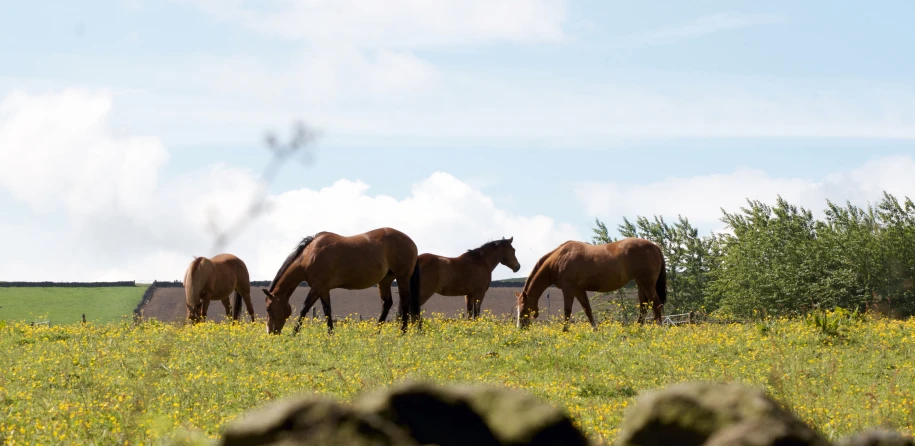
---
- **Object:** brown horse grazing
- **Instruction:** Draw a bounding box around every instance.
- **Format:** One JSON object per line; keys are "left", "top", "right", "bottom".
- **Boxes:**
{"left": 183, "top": 253, "right": 256, "bottom": 323}
{"left": 417, "top": 237, "right": 521, "bottom": 319}
{"left": 515, "top": 237, "right": 667, "bottom": 330}
{"left": 262, "top": 227, "right": 421, "bottom": 334}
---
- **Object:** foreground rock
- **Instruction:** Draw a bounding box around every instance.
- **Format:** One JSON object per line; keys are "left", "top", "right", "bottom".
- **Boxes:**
{"left": 356, "top": 381, "right": 591, "bottom": 446}
{"left": 218, "top": 380, "right": 914, "bottom": 446}
{"left": 218, "top": 381, "right": 591, "bottom": 446}
{"left": 220, "top": 395, "right": 419, "bottom": 446}
{"left": 615, "top": 382, "right": 830, "bottom": 446}
{"left": 836, "top": 430, "right": 915, "bottom": 446}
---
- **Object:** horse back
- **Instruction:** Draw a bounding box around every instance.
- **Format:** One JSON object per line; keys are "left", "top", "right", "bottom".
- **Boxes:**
{"left": 417, "top": 252, "right": 482, "bottom": 297}
{"left": 184, "top": 256, "right": 215, "bottom": 303}
{"left": 208, "top": 253, "right": 250, "bottom": 295}
{"left": 305, "top": 228, "right": 418, "bottom": 288}
{"left": 596, "top": 238, "right": 664, "bottom": 284}
{"left": 553, "top": 239, "right": 658, "bottom": 291}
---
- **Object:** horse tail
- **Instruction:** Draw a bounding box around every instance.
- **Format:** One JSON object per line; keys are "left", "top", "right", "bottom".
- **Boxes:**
{"left": 184, "top": 257, "right": 207, "bottom": 310}
{"left": 409, "top": 262, "right": 421, "bottom": 322}
{"left": 232, "top": 291, "right": 242, "bottom": 320}
{"left": 656, "top": 255, "right": 668, "bottom": 305}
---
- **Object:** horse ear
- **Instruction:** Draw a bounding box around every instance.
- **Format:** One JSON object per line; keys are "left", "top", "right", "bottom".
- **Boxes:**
{"left": 508, "top": 236, "right": 513, "bottom": 243}
{"left": 261, "top": 289, "right": 273, "bottom": 298}
{"left": 514, "top": 291, "right": 522, "bottom": 298}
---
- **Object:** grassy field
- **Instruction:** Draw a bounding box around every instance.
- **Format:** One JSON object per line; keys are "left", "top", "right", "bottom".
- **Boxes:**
{"left": 0, "top": 287, "right": 146, "bottom": 325}
{"left": 1, "top": 313, "right": 913, "bottom": 445}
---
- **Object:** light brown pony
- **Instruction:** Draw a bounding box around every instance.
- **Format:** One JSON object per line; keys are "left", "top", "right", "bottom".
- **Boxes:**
{"left": 262, "top": 227, "right": 421, "bottom": 334}
{"left": 183, "top": 253, "right": 255, "bottom": 323}
{"left": 417, "top": 237, "right": 521, "bottom": 319}
{"left": 516, "top": 237, "right": 667, "bottom": 330}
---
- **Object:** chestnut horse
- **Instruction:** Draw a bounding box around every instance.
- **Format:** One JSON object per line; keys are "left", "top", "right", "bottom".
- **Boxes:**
{"left": 183, "top": 253, "right": 255, "bottom": 323}
{"left": 417, "top": 237, "right": 521, "bottom": 319}
{"left": 262, "top": 227, "right": 421, "bottom": 334}
{"left": 516, "top": 238, "right": 667, "bottom": 330}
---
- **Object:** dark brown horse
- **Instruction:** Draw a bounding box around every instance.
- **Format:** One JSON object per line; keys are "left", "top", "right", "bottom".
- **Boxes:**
{"left": 262, "top": 227, "right": 421, "bottom": 334}
{"left": 183, "top": 253, "right": 255, "bottom": 323}
{"left": 417, "top": 237, "right": 521, "bottom": 319}
{"left": 516, "top": 238, "right": 667, "bottom": 330}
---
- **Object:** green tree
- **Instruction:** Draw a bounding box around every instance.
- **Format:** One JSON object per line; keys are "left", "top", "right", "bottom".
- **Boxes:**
{"left": 591, "top": 191, "right": 915, "bottom": 319}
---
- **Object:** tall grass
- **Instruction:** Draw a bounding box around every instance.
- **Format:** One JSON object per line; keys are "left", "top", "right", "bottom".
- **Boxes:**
{"left": 1, "top": 313, "right": 913, "bottom": 445}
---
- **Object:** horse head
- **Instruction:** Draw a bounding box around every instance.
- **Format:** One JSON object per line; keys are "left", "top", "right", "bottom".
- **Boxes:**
{"left": 515, "top": 290, "right": 538, "bottom": 328}
{"left": 262, "top": 289, "right": 292, "bottom": 334}
{"left": 499, "top": 237, "right": 521, "bottom": 273}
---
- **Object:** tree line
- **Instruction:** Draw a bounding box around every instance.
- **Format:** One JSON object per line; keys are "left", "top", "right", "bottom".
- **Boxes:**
{"left": 591, "top": 192, "right": 915, "bottom": 319}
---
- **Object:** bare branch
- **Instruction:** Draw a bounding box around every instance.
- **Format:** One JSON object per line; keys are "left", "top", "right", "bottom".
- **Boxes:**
{"left": 207, "top": 120, "right": 321, "bottom": 254}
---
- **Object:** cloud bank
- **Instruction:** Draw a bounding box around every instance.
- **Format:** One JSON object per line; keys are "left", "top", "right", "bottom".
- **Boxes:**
{"left": 0, "top": 89, "right": 579, "bottom": 282}
{"left": 576, "top": 156, "right": 915, "bottom": 235}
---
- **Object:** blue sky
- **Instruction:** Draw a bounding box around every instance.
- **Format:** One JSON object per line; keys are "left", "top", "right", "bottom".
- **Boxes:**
{"left": 1, "top": 0, "right": 914, "bottom": 281}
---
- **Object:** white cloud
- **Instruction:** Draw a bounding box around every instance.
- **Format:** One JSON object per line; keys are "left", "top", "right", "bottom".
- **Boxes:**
{"left": 251, "top": 172, "right": 579, "bottom": 280}
{"left": 301, "top": 74, "right": 915, "bottom": 146}
{"left": 0, "top": 89, "right": 578, "bottom": 281}
{"left": 0, "top": 89, "right": 169, "bottom": 217}
{"left": 184, "top": 0, "right": 567, "bottom": 47}
{"left": 576, "top": 155, "right": 915, "bottom": 234}
{"left": 179, "top": 47, "right": 441, "bottom": 105}
{"left": 631, "top": 12, "right": 787, "bottom": 45}
{"left": 104, "top": 68, "right": 915, "bottom": 150}
{"left": 169, "top": 0, "right": 566, "bottom": 104}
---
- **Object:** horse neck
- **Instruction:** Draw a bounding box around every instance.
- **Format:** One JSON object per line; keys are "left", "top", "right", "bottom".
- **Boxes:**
{"left": 522, "top": 262, "right": 552, "bottom": 305}
{"left": 479, "top": 246, "right": 503, "bottom": 272}
{"left": 272, "top": 267, "right": 306, "bottom": 302}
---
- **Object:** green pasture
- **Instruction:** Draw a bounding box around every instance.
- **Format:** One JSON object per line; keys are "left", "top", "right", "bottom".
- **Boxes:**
{"left": 0, "top": 286, "right": 146, "bottom": 325}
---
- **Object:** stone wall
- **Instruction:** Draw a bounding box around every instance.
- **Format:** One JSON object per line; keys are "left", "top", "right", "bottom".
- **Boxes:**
{"left": 216, "top": 381, "right": 913, "bottom": 446}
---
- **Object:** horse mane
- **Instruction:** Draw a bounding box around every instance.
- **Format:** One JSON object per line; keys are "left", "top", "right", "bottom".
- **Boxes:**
{"left": 185, "top": 256, "right": 208, "bottom": 307}
{"left": 269, "top": 232, "right": 327, "bottom": 292}
{"left": 184, "top": 256, "right": 205, "bottom": 288}
{"left": 519, "top": 241, "right": 572, "bottom": 298}
{"left": 465, "top": 238, "right": 509, "bottom": 257}
{"left": 189, "top": 256, "right": 205, "bottom": 273}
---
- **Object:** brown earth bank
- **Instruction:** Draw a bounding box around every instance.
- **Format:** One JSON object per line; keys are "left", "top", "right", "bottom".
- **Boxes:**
{"left": 141, "top": 286, "right": 607, "bottom": 323}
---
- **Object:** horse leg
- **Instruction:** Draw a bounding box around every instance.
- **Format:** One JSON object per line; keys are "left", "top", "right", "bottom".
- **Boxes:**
{"left": 201, "top": 298, "right": 211, "bottom": 322}
{"left": 470, "top": 293, "right": 483, "bottom": 319}
{"left": 235, "top": 279, "right": 255, "bottom": 322}
{"left": 464, "top": 295, "right": 474, "bottom": 320}
{"left": 647, "top": 284, "right": 664, "bottom": 325}
{"left": 220, "top": 297, "right": 232, "bottom": 320}
{"left": 291, "top": 289, "right": 322, "bottom": 335}
{"left": 575, "top": 290, "right": 598, "bottom": 331}
{"left": 377, "top": 274, "right": 395, "bottom": 324}
{"left": 635, "top": 278, "right": 663, "bottom": 325}
{"left": 186, "top": 302, "right": 198, "bottom": 324}
{"left": 395, "top": 274, "right": 413, "bottom": 333}
{"left": 240, "top": 290, "right": 256, "bottom": 322}
{"left": 320, "top": 292, "right": 334, "bottom": 334}
{"left": 636, "top": 287, "right": 648, "bottom": 324}
{"left": 561, "top": 288, "right": 575, "bottom": 332}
